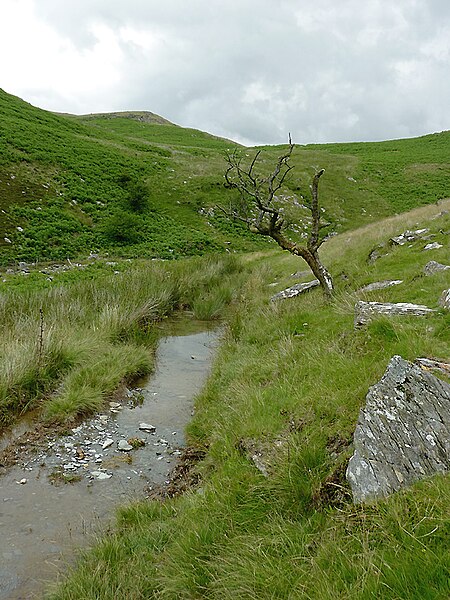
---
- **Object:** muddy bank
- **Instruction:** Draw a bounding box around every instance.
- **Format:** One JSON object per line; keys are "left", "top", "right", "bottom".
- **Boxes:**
{"left": 0, "top": 323, "right": 219, "bottom": 600}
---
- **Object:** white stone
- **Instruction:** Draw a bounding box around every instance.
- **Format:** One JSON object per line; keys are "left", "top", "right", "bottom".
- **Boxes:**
{"left": 91, "top": 471, "right": 112, "bottom": 480}
{"left": 424, "top": 242, "right": 443, "bottom": 250}
{"left": 118, "top": 440, "right": 133, "bottom": 452}
{"left": 139, "top": 422, "right": 156, "bottom": 433}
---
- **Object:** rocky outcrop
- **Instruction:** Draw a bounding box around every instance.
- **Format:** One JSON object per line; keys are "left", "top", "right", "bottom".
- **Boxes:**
{"left": 424, "top": 261, "right": 450, "bottom": 276}
{"left": 390, "top": 228, "right": 429, "bottom": 246}
{"left": 270, "top": 280, "right": 319, "bottom": 301}
{"left": 358, "top": 280, "right": 403, "bottom": 293}
{"left": 347, "top": 356, "right": 450, "bottom": 503}
{"left": 367, "top": 243, "right": 388, "bottom": 263}
{"left": 354, "top": 301, "right": 435, "bottom": 327}
{"left": 414, "top": 357, "right": 450, "bottom": 376}
{"left": 423, "top": 242, "right": 443, "bottom": 251}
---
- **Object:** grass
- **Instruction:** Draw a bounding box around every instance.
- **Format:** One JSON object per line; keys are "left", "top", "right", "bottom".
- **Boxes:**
{"left": 46, "top": 204, "right": 449, "bottom": 599}
{"left": 0, "top": 89, "right": 260, "bottom": 264}
{"left": 0, "top": 254, "right": 247, "bottom": 429}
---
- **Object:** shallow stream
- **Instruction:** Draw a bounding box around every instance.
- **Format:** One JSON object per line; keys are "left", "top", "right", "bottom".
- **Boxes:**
{"left": 0, "top": 320, "right": 219, "bottom": 599}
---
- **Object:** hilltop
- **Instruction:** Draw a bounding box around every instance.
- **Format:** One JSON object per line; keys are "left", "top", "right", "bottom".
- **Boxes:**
{"left": 66, "top": 110, "right": 176, "bottom": 126}
{"left": 1, "top": 88, "right": 449, "bottom": 265}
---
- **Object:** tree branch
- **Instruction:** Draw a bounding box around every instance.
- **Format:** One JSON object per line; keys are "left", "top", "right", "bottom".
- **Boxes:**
{"left": 221, "top": 141, "right": 333, "bottom": 297}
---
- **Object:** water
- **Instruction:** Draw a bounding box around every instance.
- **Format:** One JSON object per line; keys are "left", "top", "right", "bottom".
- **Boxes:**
{"left": 0, "top": 323, "right": 219, "bottom": 599}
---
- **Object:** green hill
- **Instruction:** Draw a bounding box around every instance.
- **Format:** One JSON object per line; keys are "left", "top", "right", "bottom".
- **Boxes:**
{"left": 1, "top": 88, "right": 449, "bottom": 265}
{"left": 0, "top": 89, "right": 255, "bottom": 264}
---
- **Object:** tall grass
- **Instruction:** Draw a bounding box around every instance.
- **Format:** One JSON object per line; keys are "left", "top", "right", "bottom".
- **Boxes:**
{"left": 0, "top": 254, "right": 246, "bottom": 428}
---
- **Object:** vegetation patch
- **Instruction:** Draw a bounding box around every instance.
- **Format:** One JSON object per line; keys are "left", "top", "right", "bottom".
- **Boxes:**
{"left": 0, "top": 254, "right": 246, "bottom": 430}
{"left": 1, "top": 90, "right": 449, "bottom": 599}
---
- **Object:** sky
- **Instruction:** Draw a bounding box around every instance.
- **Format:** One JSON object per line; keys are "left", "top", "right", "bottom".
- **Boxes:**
{"left": 1, "top": 0, "right": 449, "bottom": 146}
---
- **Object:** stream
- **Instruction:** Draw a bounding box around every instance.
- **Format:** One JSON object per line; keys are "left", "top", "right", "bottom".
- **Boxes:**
{"left": 0, "top": 320, "right": 219, "bottom": 599}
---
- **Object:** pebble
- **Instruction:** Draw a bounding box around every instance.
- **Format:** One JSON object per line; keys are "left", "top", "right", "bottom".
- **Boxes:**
{"left": 91, "top": 471, "right": 112, "bottom": 480}
{"left": 16, "top": 479, "right": 27, "bottom": 485}
{"left": 102, "top": 439, "right": 114, "bottom": 450}
{"left": 139, "top": 422, "right": 156, "bottom": 433}
{"left": 118, "top": 440, "right": 133, "bottom": 452}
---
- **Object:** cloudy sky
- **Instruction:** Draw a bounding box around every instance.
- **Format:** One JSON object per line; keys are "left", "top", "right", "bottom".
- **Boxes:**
{"left": 1, "top": 0, "right": 449, "bottom": 145}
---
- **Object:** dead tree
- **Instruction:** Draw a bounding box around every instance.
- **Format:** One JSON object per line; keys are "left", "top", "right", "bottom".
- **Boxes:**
{"left": 221, "top": 138, "right": 334, "bottom": 298}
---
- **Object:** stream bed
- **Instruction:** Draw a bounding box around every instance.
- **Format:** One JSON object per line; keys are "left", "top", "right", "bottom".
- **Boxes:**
{"left": 0, "top": 321, "right": 219, "bottom": 599}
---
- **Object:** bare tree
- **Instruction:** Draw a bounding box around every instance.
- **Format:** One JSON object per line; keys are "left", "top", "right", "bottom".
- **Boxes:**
{"left": 221, "top": 138, "right": 334, "bottom": 298}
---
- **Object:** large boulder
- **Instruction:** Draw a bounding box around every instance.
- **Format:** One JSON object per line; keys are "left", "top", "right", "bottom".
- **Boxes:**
{"left": 347, "top": 356, "right": 450, "bottom": 503}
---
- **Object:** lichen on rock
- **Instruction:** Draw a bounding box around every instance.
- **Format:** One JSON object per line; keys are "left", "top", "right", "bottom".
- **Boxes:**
{"left": 347, "top": 355, "right": 450, "bottom": 503}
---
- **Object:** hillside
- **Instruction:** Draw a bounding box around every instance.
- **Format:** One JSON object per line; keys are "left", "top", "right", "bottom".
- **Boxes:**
{"left": 1, "top": 88, "right": 449, "bottom": 265}
{"left": 42, "top": 202, "right": 449, "bottom": 599}
{"left": 0, "top": 89, "right": 256, "bottom": 264}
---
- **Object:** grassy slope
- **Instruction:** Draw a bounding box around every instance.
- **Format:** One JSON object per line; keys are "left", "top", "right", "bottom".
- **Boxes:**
{"left": 1, "top": 89, "right": 449, "bottom": 265}
{"left": 0, "top": 89, "right": 257, "bottom": 264}
{"left": 48, "top": 203, "right": 449, "bottom": 599}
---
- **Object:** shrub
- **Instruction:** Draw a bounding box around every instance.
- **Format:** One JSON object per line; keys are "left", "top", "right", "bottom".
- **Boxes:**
{"left": 102, "top": 211, "right": 142, "bottom": 244}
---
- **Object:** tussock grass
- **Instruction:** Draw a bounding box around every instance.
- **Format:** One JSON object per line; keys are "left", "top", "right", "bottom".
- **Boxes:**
{"left": 48, "top": 207, "right": 449, "bottom": 599}
{"left": 0, "top": 254, "right": 245, "bottom": 428}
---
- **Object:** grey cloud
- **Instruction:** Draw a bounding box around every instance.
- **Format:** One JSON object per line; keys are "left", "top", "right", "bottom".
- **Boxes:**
{"left": 14, "top": 1, "right": 450, "bottom": 144}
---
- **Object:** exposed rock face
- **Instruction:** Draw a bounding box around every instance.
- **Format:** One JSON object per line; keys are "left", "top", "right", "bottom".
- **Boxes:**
{"left": 367, "top": 243, "right": 388, "bottom": 263}
{"left": 424, "top": 260, "right": 450, "bottom": 276}
{"left": 390, "top": 228, "right": 429, "bottom": 246}
{"left": 423, "top": 242, "right": 443, "bottom": 251}
{"left": 354, "top": 301, "right": 435, "bottom": 327}
{"left": 347, "top": 356, "right": 450, "bottom": 503}
{"left": 414, "top": 357, "right": 450, "bottom": 377}
{"left": 270, "top": 280, "right": 319, "bottom": 301}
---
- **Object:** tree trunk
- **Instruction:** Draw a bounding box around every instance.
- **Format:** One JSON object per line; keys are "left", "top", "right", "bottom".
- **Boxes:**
{"left": 271, "top": 231, "right": 334, "bottom": 298}
{"left": 298, "top": 248, "right": 334, "bottom": 299}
